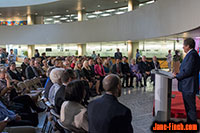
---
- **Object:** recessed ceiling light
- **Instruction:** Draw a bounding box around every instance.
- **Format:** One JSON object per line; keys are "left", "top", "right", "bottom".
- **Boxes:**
{"left": 94, "top": 11, "right": 102, "bottom": 14}
{"left": 60, "top": 17, "right": 67, "bottom": 20}
{"left": 119, "top": 7, "right": 128, "bottom": 10}
{"left": 82, "top": 7, "right": 85, "bottom": 10}
{"left": 106, "top": 9, "right": 116, "bottom": 12}
{"left": 100, "top": 13, "right": 110, "bottom": 17}
{"left": 53, "top": 15, "right": 61, "bottom": 18}
{"left": 50, "top": 12, "right": 53, "bottom": 14}
{"left": 0, "top": 13, "right": 2, "bottom": 15}
{"left": 54, "top": 20, "right": 60, "bottom": 23}
{"left": 115, "top": 1, "right": 118, "bottom": 4}
{"left": 35, "top": 13, "right": 38, "bottom": 15}
{"left": 66, "top": 10, "right": 69, "bottom": 12}
{"left": 97, "top": 5, "right": 101, "bottom": 8}
{"left": 115, "top": 11, "right": 125, "bottom": 15}
{"left": 45, "top": 18, "right": 53, "bottom": 21}
{"left": 87, "top": 15, "right": 97, "bottom": 18}
{"left": 17, "top": 13, "right": 20, "bottom": 15}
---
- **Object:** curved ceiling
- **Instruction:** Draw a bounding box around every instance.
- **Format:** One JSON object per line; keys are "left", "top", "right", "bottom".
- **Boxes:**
{"left": 0, "top": 0, "right": 149, "bottom": 17}
{"left": 0, "top": 0, "right": 58, "bottom": 8}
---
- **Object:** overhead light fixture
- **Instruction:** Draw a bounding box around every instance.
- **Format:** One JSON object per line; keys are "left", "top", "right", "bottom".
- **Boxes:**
{"left": 50, "top": 12, "right": 53, "bottom": 14}
{"left": 66, "top": 10, "right": 69, "bottom": 12}
{"left": 119, "top": 7, "right": 128, "bottom": 10}
{"left": 87, "top": 15, "right": 97, "bottom": 18}
{"left": 73, "top": 17, "right": 78, "bottom": 19}
{"left": 106, "top": 9, "right": 116, "bottom": 12}
{"left": 100, "top": 13, "right": 110, "bottom": 17}
{"left": 54, "top": 20, "right": 60, "bottom": 23}
{"left": 82, "top": 7, "right": 85, "bottom": 10}
{"left": 17, "top": 13, "right": 20, "bottom": 16}
{"left": 146, "top": 0, "right": 155, "bottom": 4}
{"left": 60, "top": 17, "right": 67, "bottom": 20}
{"left": 53, "top": 15, "right": 61, "bottom": 18}
{"left": 35, "top": 13, "right": 38, "bottom": 15}
{"left": 94, "top": 11, "right": 102, "bottom": 14}
{"left": 115, "top": 11, "right": 125, "bottom": 15}
{"left": 0, "top": 13, "right": 2, "bottom": 15}
{"left": 115, "top": 1, "right": 118, "bottom": 4}
{"left": 45, "top": 18, "right": 53, "bottom": 21}
{"left": 97, "top": 5, "right": 101, "bottom": 8}
{"left": 71, "top": 14, "right": 76, "bottom": 17}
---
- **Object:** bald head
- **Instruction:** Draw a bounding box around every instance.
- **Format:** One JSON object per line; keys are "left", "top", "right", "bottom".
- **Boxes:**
{"left": 103, "top": 74, "right": 121, "bottom": 96}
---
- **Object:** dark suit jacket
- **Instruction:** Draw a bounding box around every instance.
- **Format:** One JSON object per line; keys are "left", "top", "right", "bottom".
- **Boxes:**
{"left": 44, "top": 78, "right": 53, "bottom": 99}
{"left": 176, "top": 49, "right": 200, "bottom": 93}
{"left": 21, "top": 62, "right": 29, "bottom": 78}
{"left": 88, "top": 94, "right": 133, "bottom": 133}
{"left": 7, "top": 69, "right": 23, "bottom": 81}
{"left": 138, "top": 61, "right": 151, "bottom": 74}
{"left": 150, "top": 61, "right": 161, "bottom": 70}
{"left": 122, "top": 62, "right": 130, "bottom": 74}
{"left": 114, "top": 52, "right": 122, "bottom": 60}
{"left": 25, "top": 66, "right": 38, "bottom": 79}
{"left": 54, "top": 85, "right": 66, "bottom": 114}
{"left": 111, "top": 63, "right": 122, "bottom": 74}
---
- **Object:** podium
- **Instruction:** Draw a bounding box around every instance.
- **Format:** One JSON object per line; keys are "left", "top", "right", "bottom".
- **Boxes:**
{"left": 152, "top": 69, "right": 174, "bottom": 122}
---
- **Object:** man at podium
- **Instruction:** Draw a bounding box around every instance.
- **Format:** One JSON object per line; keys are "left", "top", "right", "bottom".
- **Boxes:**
{"left": 173, "top": 38, "right": 200, "bottom": 123}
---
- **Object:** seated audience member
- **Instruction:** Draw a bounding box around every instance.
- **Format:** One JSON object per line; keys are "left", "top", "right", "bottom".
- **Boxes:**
{"left": 139, "top": 56, "right": 151, "bottom": 86}
{"left": 8, "top": 49, "right": 16, "bottom": 63}
{"left": 60, "top": 80, "right": 88, "bottom": 132}
{"left": 48, "top": 68, "right": 65, "bottom": 106}
{"left": 106, "top": 56, "right": 113, "bottom": 66}
{"left": 88, "top": 58, "right": 95, "bottom": 78}
{"left": 103, "top": 60, "right": 110, "bottom": 75}
{"left": 70, "top": 60, "right": 76, "bottom": 69}
{"left": 74, "top": 61, "right": 85, "bottom": 80}
{"left": 44, "top": 67, "right": 55, "bottom": 100}
{"left": 7, "top": 62, "right": 23, "bottom": 82}
{"left": 94, "top": 58, "right": 105, "bottom": 95}
{"left": 4, "top": 59, "right": 9, "bottom": 67}
{"left": 130, "top": 59, "right": 143, "bottom": 87}
{"left": 0, "top": 101, "right": 38, "bottom": 127}
{"left": 21, "top": 57, "right": 29, "bottom": 79}
{"left": 150, "top": 56, "right": 160, "bottom": 85}
{"left": 63, "top": 60, "right": 71, "bottom": 69}
{"left": 88, "top": 74, "right": 133, "bottom": 133}
{"left": 111, "top": 59, "right": 122, "bottom": 78}
{"left": 82, "top": 60, "right": 94, "bottom": 81}
{"left": 0, "top": 120, "right": 8, "bottom": 132}
{"left": 55, "top": 69, "right": 76, "bottom": 114}
{"left": 25, "top": 59, "right": 38, "bottom": 79}
{"left": 34, "top": 60, "right": 46, "bottom": 77}
{"left": 42, "top": 59, "right": 49, "bottom": 72}
{"left": 121, "top": 56, "right": 131, "bottom": 88}
{"left": 47, "top": 57, "right": 54, "bottom": 67}
{"left": 54, "top": 59, "right": 63, "bottom": 68}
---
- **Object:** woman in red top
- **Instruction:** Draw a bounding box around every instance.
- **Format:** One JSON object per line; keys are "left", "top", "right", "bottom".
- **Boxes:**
{"left": 94, "top": 58, "right": 105, "bottom": 95}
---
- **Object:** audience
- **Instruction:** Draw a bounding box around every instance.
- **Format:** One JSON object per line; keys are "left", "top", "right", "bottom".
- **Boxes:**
{"left": 0, "top": 48, "right": 168, "bottom": 132}
{"left": 88, "top": 74, "right": 133, "bottom": 133}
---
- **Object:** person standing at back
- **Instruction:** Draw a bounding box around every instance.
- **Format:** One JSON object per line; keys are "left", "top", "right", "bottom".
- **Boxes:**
{"left": 173, "top": 38, "right": 200, "bottom": 122}
{"left": 114, "top": 48, "right": 122, "bottom": 60}
{"left": 166, "top": 50, "right": 172, "bottom": 72}
{"left": 8, "top": 49, "right": 16, "bottom": 63}
{"left": 88, "top": 74, "right": 133, "bottom": 133}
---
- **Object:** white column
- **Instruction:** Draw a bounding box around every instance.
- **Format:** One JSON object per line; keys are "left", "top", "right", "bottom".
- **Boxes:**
{"left": 127, "top": 41, "right": 139, "bottom": 61}
{"left": 28, "top": 45, "right": 35, "bottom": 58}
{"left": 77, "top": 44, "right": 86, "bottom": 56}
{"left": 27, "top": 14, "right": 35, "bottom": 25}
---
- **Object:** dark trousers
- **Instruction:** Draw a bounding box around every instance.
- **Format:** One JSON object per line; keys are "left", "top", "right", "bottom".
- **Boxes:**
{"left": 122, "top": 74, "right": 130, "bottom": 87}
{"left": 182, "top": 92, "right": 197, "bottom": 122}
{"left": 11, "top": 95, "right": 41, "bottom": 113}
{"left": 142, "top": 73, "right": 150, "bottom": 86}
{"left": 7, "top": 113, "right": 38, "bottom": 127}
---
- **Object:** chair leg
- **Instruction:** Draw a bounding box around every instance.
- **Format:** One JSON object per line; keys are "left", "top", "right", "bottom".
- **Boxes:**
{"left": 41, "top": 115, "right": 48, "bottom": 133}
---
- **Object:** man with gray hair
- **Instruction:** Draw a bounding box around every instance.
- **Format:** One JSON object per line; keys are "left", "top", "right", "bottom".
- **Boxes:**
{"left": 88, "top": 74, "right": 133, "bottom": 133}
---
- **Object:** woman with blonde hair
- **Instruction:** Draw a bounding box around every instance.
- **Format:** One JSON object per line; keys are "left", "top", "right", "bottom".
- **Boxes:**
{"left": 103, "top": 59, "right": 110, "bottom": 75}
{"left": 74, "top": 61, "right": 84, "bottom": 80}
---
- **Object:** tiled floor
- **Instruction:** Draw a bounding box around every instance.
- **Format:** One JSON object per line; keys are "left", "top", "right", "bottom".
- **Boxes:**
{"left": 118, "top": 78, "right": 180, "bottom": 133}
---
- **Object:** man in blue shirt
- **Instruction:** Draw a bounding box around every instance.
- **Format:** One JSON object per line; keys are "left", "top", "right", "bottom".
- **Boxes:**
{"left": 8, "top": 49, "right": 16, "bottom": 63}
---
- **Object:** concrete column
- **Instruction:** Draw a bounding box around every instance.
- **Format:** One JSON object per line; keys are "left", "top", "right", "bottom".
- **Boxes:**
{"left": 78, "top": 10, "right": 86, "bottom": 21}
{"left": 128, "top": 0, "right": 140, "bottom": 11}
{"left": 28, "top": 45, "right": 35, "bottom": 58}
{"left": 127, "top": 41, "right": 139, "bottom": 61}
{"left": 27, "top": 14, "right": 35, "bottom": 25}
{"left": 77, "top": 44, "right": 86, "bottom": 56}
